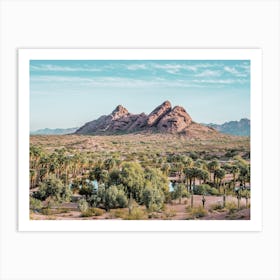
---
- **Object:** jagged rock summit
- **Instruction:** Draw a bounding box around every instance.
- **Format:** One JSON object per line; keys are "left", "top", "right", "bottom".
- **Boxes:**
{"left": 111, "top": 105, "right": 130, "bottom": 119}
{"left": 75, "top": 101, "right": 219, "bottom": 138}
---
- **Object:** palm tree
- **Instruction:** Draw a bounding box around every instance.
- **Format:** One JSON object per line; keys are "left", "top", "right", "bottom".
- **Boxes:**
{"left": 207, "top": 159, "right": 220, "bottom": 184}
{"left": 196, "top": 168, "right": 210, "bottom": 185}
{"left": 30, "top": 169, "right": 36, "bottom": 189}
{"left": 231, "top": 164, "right": 240, "bottom": 189}
{"left": 214, "top": 168, "right": 226, "bottom": 193}
{"left": 161, "top": 163, "right": 171, "bottom": 176}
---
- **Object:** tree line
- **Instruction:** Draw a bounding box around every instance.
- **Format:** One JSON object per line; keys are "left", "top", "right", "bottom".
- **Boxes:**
{"left": 30, "top": 145, "right": 250, "bottom": 213}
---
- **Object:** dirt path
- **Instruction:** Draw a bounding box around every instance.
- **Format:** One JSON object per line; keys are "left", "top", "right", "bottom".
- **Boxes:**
{"left": 30, "top": 195, "right": 250, "bottom": 220}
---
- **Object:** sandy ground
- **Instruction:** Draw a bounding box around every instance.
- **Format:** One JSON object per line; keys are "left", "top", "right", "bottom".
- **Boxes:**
{"left": 30, "top": 195, "right": 250, "bottom": 220}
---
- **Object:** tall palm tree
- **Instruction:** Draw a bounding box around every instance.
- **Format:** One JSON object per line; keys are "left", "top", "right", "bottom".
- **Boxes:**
{"left": 214, "top": 168, "right": 226, "bottom": 192}
{"left": 231, "top": 164, "right": 240, "bottom": 189}
{"left": 30, "top": 169, "right": 36, "bottom": 189}
{"left": 207, "top": 159, "right": 220, "bottom": 185}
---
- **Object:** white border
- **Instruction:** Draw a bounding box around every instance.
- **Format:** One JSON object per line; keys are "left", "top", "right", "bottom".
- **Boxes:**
{"left": 18, "top": 49, "right": 262, "bottom": 231}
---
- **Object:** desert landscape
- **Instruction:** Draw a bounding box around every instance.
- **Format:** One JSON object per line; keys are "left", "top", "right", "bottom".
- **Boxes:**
{"left": 29, "top": 101, "right": 250, "bottom": 220}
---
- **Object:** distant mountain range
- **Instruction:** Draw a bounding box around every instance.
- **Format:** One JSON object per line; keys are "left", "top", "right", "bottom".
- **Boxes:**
{"left": 30, "top": 127, "right": 78, "bottom": 135}
{"left": 30, "top": 102, "right": 250, "bottom": 137}
{"left": 203, "top": 118, "right": 250, "bottom": 136}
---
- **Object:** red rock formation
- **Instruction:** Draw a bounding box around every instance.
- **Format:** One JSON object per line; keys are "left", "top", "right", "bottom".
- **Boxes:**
{"left": 75, "top": 101, "right": 221, "bottom": 138}
{"left": 157, "top": 106, "right": 192, "bottom": 133}
{"left": 146, "top": 101, "right": 172, "bottom": 127}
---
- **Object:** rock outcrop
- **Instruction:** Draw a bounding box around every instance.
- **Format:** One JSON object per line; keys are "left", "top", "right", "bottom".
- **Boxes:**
{"left": 75, "top": 101, "right": 220, "bottom": 137}
{"left": 157, "top": 106, "right": 192, "bottom": 133}
{"left": 146, "top": 101, "right": 172, "bottom": 127}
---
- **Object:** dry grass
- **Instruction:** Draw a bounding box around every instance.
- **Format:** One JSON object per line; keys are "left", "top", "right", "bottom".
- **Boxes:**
{"left": 30, "top": 134, "right": 249, "bottom": 161}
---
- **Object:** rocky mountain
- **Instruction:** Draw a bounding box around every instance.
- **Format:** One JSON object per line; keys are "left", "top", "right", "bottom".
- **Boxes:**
{"left": 204, "top": 118, "right": 250, "bottom": 136}
{"left": 31, "top": 127, "right": 78, "bottom": 135}
{"left": 75, "top": 101, "right": 224, "bottom": 139}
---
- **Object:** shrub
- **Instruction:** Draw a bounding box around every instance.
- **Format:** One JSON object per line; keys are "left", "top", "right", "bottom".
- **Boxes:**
{"left": 29, "top": 197, "right": 43, "bottom": 211}
{"left": 240, "top": 189, "right": 250, "bottom": 198}
{"left": 125, "top": 207, "right": 147, "bottom": 220}
{"left": 210, "top": 203, "right": 224, "bottom": 211}
{"left": 189, "top": 206, "right": 207, "bottom": 219}
{"left": 109, "top": 208, "right": 128, "bottom": 219}
{"left": 225, "top": 201, "right": 238, "bottom": 214}
{"left": 41, "top": 208, "right": 53, "bottom": 215}
{"left": 78, "top": 199, "right": 89, "bottom": 213}
{"left": 91, "top": 208, "right": 105, "bottom": 216}
{"left": 193, "top": 184, "right": 220, "bottom": 196}
{"left": 164, "top": 208, "right": 176, "bottom": 219}
{"left": 80, "top": 207, "right": 106, "bottom": 217}
{"left": 116, "top": 189, "right": 128, "bottom": 208}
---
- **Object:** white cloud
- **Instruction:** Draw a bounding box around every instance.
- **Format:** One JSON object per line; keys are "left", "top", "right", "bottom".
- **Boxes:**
{"left": 31, "top": 75, "right": 209, "bottom": 88}
{"left": 193, "top": 79, "right": 247, "bottom": 84}
{"left": 30, "top": 64, "right": 101, "bottom": 72}
{"left": 152, "top": 64, "right": 197, "bottom": 73}
{"left": 126, "top": 64, "right": 147, "bottom": 70}
{"left": 224, "top": 66, "right": 247, "bottom": 77}
{"left": 195, "top": 70, "right": 221, "bottom": 77}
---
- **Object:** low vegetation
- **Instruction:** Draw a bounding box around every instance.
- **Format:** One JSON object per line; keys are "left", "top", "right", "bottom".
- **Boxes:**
{"left": 29, "top": 134, "right": 250, "bottom": 220}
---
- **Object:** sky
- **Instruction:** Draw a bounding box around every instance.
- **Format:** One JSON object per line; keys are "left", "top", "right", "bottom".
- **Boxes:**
{"left": 30, "top": 60, "right": 250, "bottom": 131}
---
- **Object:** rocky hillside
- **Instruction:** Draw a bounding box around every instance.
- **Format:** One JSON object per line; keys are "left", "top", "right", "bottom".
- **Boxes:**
{"left": 205, "top": 118, "right": 250, "bottom": 136}
{"left": 75, "top": 101, "right": 226, "bottom": 139}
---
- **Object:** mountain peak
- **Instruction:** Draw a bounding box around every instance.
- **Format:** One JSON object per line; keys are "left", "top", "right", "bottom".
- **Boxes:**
{"left": 111, "top": 105, "right": 129, "bottom": 118}
{"left": 162, "top": 100, "right": 172, "bottom": 107}
{"left": 147, "top": 100, "right": 172, "bottom": 126}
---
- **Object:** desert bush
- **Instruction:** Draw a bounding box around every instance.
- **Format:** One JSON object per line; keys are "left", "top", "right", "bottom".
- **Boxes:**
{"left": 189, "top": 206, "right": 207, "bottom": 219}
{"left": 125, "top": 207, "right": 147, "bottom": 220}
{"left": 78, "top": 198, "right": 89, "bottom": 213}
{"left": 164, "top": 208, "right": 176, "bottom": 219}
{"left": 240, "top": 189, "right": 250, "bottom": 198}
{"left": 41, "top": 208, "right": 53, "bottom": 215}
{"left": 210, "top": 203, "right": 224, "bottom": 211}
{"left": 29, "top": 197, "right": 43, "bottom": 211}
{"left": 225, "top": 201, "right": 238, "bottom": 214}
{"left": 81, "top": 207, "right": 106, "bottom": 217}
{"left": 116, "top": 189, "right": 129, "bottom": 208}
{"left": 91, "top": 208, "right": 106, "bottom": 216}
{"left": 110, "top": 208, "right": 127, "bottom": 219}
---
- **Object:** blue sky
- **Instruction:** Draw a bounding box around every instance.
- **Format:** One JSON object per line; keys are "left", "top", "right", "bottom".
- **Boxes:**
{"left": 30, "top": 60, "right": 250, "bottom": 131}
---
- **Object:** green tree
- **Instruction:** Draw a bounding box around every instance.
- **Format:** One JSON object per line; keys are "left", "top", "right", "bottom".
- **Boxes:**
{"left": 214, "top": 168, "right": 226, "bottom": 191}
{"left": 119, "top": 162, "right": 145, "bottom": 203}
{"left": 35, "top": 174, "right": 72, "bottom": 203}
{"left": 104, "top": 185, "right": 128, "bottom": 210}
{"left": 142, "top": 184, "right": 165, "bottom": 211}
{"left": 207, "top": 159, "right": 220, "bottom": 183}
{"left": 173, "top": 183, "right": 189, "bottom": 204}
{"left": 144, "top": 167, "right": 169, "bottom": 197}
